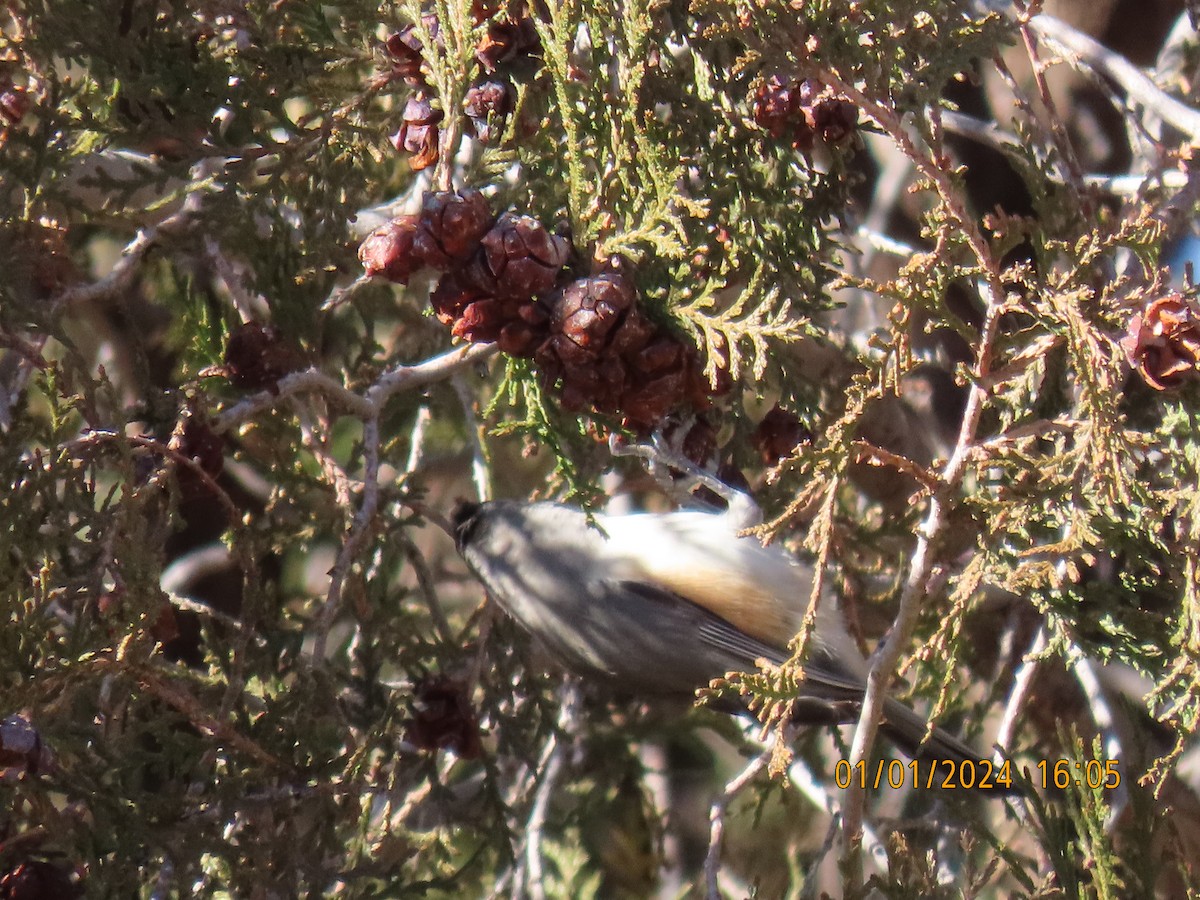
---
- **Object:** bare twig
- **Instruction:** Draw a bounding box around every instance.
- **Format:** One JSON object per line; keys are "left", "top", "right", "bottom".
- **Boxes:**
{"left": 522, "top": 682, "right": 580, "bottom": 900}
{"left": 369, "top": 343, "right": 498, "bottom": 409}
{"left": 164, "top": 592, "right": 260, "bottom": 640}
{"left": 1072, "top": 654, "right": 1129, "bottom": 825}
{"left": 941, "top": 109, "right": 1022, "bottom": 154}
{"left": 312, "top": 415, "right": 382, "bottom": 661}
{"left": 213, "top": 343, "right": 498, "bottom": 432}
{"left": 640, "top": 741, "right": 684, "bottom": 899}
{"left": 96, "top": 657, "right": 282, "bottom": 769}
{"left": 942, "top": 110, "right": 1182, "bottom": 195}
{"left": 524, "top": 731, "right": 565, "bottom": 900}
{"left": 397, "top": 529, "right": 456, "bottom": 647}
{"left": 973, "top": 417, "right": 1078, "bottom": 451}
{"left": 202, "top": 235, "right": 269, "bottom": 322}
{"left": 994, "top": 625, "right": 1048, "bottom": 758}
{"left": 813, "top": 70, "right": 1009, "bottom": 886}
{"left": 452, "top": 372, "right": 492, "bottom": 503}
{"left": 704, "top": 750, "right": 769, "bottom": 900}
{"left": 214, "top": 369, "right": 375, "bottom": 427}
{"left": 854, "top": 225, "right": 920, "bottom": 259}
{"left": 850, "top": 440, "right": 940, "bottom": 495}
{"left": 972, "top": 0, "right": 1200, "bottom": 142}
{"left": 1013, "top": 1, "right": 1088, "bottom": 198}
{"left": 0, "top": 161, "right": 221, "bottom": 429}
{"left": 404, "top": 403, "right": 435, "bottom": 476}
{"left": 788, "top": 755, "right": 889, "bottom": 894}
{"left": 321, "top": 273, "right": 374, "bottom": 312}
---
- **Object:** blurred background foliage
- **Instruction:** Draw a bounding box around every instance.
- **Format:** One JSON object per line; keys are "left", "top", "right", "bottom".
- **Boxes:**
{"left": 4, "top": 0, "right": 1200, "bottom": 896}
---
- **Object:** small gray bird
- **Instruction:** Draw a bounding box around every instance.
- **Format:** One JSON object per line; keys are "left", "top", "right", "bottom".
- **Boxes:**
{"left": 453, "top": 498, "right": 999, "bottom": 780}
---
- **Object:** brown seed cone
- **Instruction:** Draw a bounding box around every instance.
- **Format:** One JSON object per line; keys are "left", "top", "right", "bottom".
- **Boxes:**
{"left": 479, "top": 212, "right": 570, "bottom": 298}
{"left": 384, "top": 26, "right": 427, "bottom": 86}
{"left": 224, "top": 322, "right": 304, "bottom": 392}
{"left": 404, "top": 675, "right": 482, "bottom": 759}
{"left": 414, "top": 189, "right": 495, "bottom": 268}
{"left": 392, "top": 95, "right": 443, "bottom": 170}
{"left": 632, "top": 335, "right": 683, "bottom": 374}
{"left": 475, "top": 14, "right": 540, "bottom": 72}
{"left": 395, "top": 125, "right": 438, "bottom": 169}
{"left": 550, "top": 273, "right": 637, "bottom": 356}
{"left": 558, "top": 355, "right": 627, "bottom": 412}
{"left": 384, "top": 16, "right": 442, "bottom": 86}
{"left": 753, "top": 405, "right": 811, "bottom": 464}
{"left": 811, "top": 96, "right": 858, "bottom": 144}
{"left": 752, "top": 74, "right": 798, "bottom": 138}
{"left": 532, "top": 271, "right": 726, "bottom": 426}
{"left": 464, "top": 78, "right": 516, "bottom": 142}
{"left": 359, "top": 214, "right": 421, "bottom": 283}
{"left": 401, "top": 93, "right": 443, "bottom": 127}
{"left": 607, "top": 305, "right": 657, "bottom": 357}
{"left": 430, "top": 273, "right": 488, "bottom": 326}
{"left": 497, "top": 310, "right": 551, "bottom": 357}
{"left": 620, "top": 368, "right": 687, "bottom": 426}
{"left": 1122, "top": 293, "right": 1200, "bottom": 390}
{"left": 452, "top": 298, "right": 517, "bottom": 343}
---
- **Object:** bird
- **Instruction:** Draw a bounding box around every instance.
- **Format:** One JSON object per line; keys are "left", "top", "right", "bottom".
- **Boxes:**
{"left": 452, "top": 497, "right": 1000, "bottom": 778}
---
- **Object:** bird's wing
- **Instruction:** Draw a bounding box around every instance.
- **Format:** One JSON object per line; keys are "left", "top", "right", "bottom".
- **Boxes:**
{"left": 611, "top": 579, "right": 867, "bottom": 703}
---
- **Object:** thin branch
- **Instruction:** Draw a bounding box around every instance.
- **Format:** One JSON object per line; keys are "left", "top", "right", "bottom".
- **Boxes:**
{"left": 214, "top": 369, "right": 375, "bottom": 427}
{"left": 971, "top": 0, "right": 1200, "bottom": 142}
{"left": 1014, "top": 0, "right": 1088, "bottom": 197}
{"left": 641, "top": 741, "right": 684, "bottom": 899}
{"left": 405, "top": 403, "right": 435, "bottom": 475}
{"left": 704, "top": 749, "right": 769, "bottom": 900}
{"left": 850, "top": 440, "right": 940, "bottom": 495}
{"left": 994, "top": 625, "right": 1048, "bottom": 758}
{"left": 321, "top": 274, "right": 374, "bottom": 312}
{"left": 522, "top": 682, "right": 580, "bottom": 900}
{"left": 942, "top": 110, "right": 1182, "bottom": 195}
{"left": 814, "top": 69, "right": 1010, "bottom": 886}
{"left": 788, "top": 755, "right": 889, "bottom": 891}
{"left": 97, "top": 657, "right": 283, "bottom": 769}
{"left": 973, "top": 417, "right": 1077, "bottom": 452}
{"left": 854, "top": 225, "right": 920, "bottom": 259}
{"left": 312, "top": 415, "right": 382, "bottom": 661}
{"left": 1072, "top": 654, "right": 1129, "bottom": 825}
{"left": 367, "top": 343, "right": 498, "bottom": 409}
{"left": 452, "top": 372, "right": 492, "bottom": 503}
{"left": 397, "top": 529, "right": 456, "bottom": 647}
{"left": 941, "top": 108, "right": 1022, "bottom": 154}
{"left": 214, "top": 343, "right": 497, "bottom": 432}
{"left": 164, "top": 592, "right": 261, "bottom": 641}
{"left": 1, "top": 162, "right": 220, "bottom": 429}
{"left": 525, "top": 731, "right": 566, "bottom": 900}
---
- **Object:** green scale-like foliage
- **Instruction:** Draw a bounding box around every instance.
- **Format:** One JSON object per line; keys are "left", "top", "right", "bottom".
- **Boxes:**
{"left": 4, "top": 0, "right": 1200, "bottom": 895}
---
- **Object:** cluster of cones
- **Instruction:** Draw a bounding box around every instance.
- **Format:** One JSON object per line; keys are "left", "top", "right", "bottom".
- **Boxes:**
{"left": 383, "top": 3, "right": 537, "bottom": 168}
{"left": 359, "top": 189, "right": 720, "bottom": 426}
{"left": 752, "top": 74, "right": 858, "bottom": 150}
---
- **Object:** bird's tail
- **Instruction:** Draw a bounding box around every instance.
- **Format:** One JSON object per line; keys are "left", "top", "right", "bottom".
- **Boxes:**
{"left": 880, "top": 698, "right": 1015, "bottom": 794}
